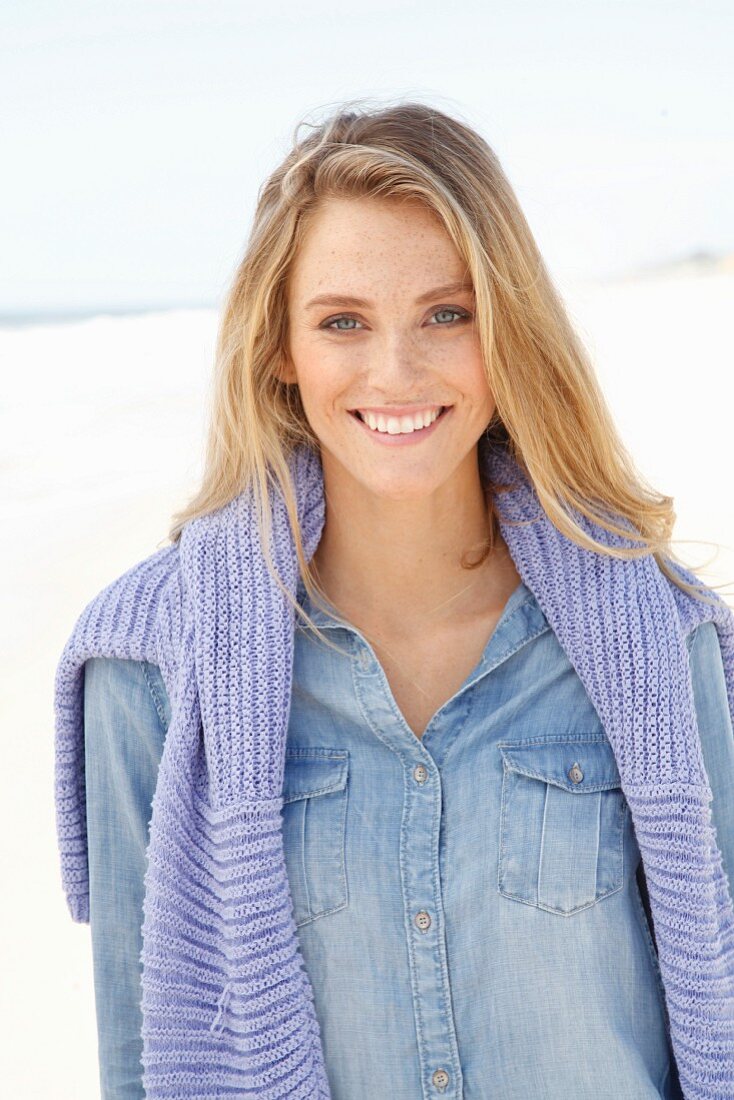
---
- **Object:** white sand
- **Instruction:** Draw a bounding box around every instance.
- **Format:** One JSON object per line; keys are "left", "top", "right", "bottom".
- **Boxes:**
{"left": 2, "top": 272, "right": 733, "bottom": 1097}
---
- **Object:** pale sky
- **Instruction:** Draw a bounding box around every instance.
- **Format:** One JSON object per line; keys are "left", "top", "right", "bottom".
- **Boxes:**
{"left": 2, "top": 0, "right": 732, "bottom": 316}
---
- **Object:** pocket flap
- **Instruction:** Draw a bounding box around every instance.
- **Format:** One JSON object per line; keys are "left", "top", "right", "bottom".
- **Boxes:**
{"left": 498, "top": 737, "right": 621, "bottom": 792}
{"left": 282, "top": 750, "right": 349, "bottom": 803}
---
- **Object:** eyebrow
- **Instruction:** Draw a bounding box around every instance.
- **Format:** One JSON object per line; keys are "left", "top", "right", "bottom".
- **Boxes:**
{"left": 304, "top": 279, "right": 474, "bottom": 311}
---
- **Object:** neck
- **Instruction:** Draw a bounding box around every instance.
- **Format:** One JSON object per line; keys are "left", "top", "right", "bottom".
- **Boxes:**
{"left": 310, "top": 446, "right": 518, "bottom": 639}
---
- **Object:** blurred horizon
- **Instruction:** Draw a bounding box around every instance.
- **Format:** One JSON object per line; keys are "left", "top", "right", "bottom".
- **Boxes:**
{"left": 2, "top": 0, "right": 732, "bottom": 317}
{"left": 2, "top": 245, "right": 732, "bottom": 328}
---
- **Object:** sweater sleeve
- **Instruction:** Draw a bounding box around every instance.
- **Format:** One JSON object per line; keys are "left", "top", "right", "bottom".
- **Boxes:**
{"left": 688, "top": 620, "right": 734, "bottom": 904}
{"left": 54, "top": 541, "right": 182, "bottom": 925}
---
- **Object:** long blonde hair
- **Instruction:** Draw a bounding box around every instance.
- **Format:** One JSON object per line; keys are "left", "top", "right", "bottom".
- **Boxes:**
{"left": 166, "top": 96, "right": 729, "bottom": 653}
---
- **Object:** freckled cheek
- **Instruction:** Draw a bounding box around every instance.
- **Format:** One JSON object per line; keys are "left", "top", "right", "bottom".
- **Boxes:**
{"left": 315, "top": 352, "right": 363, "bottom": 408}
{"left": 295, "top": 357, "right": 350, "bottom": 427}
{"left": 442, "top": 352, "right": 491, "bottom": 400}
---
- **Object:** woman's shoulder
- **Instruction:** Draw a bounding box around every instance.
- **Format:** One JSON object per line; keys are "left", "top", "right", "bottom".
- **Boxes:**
{"left": 90, "top": 540, "right": 181, "bottom": 620}
{"left": 60, "top": 541, "right": 183, "bottom": 677}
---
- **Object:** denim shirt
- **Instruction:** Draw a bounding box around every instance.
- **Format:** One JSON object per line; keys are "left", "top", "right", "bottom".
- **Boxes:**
{"left": 83, "top": 579, "right": 734, "bottom": 1100}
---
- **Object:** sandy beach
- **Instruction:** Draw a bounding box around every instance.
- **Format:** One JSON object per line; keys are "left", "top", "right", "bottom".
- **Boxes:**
{"left": 2, "top": 268, "right": 733, "bottom": 1097}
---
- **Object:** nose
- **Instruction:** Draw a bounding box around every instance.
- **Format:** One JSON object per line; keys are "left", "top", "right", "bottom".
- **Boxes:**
{"left": 368, "top": 330, "right": 426, "bottom": 392}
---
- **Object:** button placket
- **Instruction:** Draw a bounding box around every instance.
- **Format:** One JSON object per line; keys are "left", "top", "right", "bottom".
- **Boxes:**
{"left": 349, "top": 630, "right": 462, "bottom": 1096}
{"left": 400, "top": 750, "right": 462, "bottom": 1097}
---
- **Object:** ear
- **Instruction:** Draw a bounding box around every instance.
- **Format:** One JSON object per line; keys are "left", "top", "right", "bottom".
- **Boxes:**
{"left": 276, "top": 352, "right": 298, "bottom": 385}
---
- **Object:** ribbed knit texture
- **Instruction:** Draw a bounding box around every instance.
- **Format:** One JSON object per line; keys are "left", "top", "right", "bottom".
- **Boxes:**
{"left": 54, "top": 437, "right": 734, "bottom": 1099}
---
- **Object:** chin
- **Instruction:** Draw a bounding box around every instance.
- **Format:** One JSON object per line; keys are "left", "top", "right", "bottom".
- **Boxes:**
{"left": 352, "top": 469, "right": 446, "bottom": 502}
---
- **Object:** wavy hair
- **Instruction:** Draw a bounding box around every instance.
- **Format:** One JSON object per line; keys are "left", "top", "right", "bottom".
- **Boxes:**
{"left": 165, "top": 96, "right": 728, "bottom": 655}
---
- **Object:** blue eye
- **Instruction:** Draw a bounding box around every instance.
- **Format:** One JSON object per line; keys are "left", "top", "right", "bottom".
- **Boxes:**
{"left": 324, "top": 315, "right": 363, "bottom": 331}
{"left": 321, "top": 307, "right": 470, "bottom": 332}
{"left": 428, "top": 308, "right": 469, "bottom": 325}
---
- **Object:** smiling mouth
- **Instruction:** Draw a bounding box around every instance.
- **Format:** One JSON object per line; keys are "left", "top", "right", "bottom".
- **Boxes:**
{"left": 349, "top": 406, "right": 452, "bottom": 434}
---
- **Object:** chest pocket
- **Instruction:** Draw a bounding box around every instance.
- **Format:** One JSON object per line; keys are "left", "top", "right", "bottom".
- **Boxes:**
{"left": 281, "top": 748, "right": 349, "bottom": 928}
{"left": 497, "top": 736, "right": 627, "bottom": 915}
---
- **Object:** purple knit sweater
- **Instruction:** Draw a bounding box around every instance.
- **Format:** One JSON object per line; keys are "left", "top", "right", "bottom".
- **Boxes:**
{"left": 54, "top": 438, "right": 734, "bottom": 1098}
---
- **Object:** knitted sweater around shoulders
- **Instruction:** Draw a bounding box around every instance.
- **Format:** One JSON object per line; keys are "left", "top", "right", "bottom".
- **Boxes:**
{"left": 54, "top": 439, "right": 734, "bottom": 1099}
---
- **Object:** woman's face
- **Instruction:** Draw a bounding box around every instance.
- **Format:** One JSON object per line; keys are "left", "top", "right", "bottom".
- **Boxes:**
{"left": 283, "top": 195, "right": 496, "bottom": 501}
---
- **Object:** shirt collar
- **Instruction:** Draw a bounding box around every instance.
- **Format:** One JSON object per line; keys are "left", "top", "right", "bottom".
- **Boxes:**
{"left": 295, "top": 574, "right": 549, "bottom": 666}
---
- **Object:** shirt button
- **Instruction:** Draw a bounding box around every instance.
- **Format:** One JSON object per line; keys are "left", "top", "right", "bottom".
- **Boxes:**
{"left": 413, "top": 764, "right": 428, "bottom": 784}
{"left": 432, "top": 1067, "right": 450, "bottom": 1090}
{"left": 568, "top": 762, "right": 584, "bottom": 784}
{"left": 414, "top": 910, "right": 432, "bottom": 932}
{"left": 357, "top": 648, "right": 370, "bottom": 671}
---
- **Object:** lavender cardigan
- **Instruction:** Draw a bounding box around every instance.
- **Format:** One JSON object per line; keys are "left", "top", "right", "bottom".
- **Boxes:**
{"left": 54, "top": 438, "right": 734, "bottom": 1098}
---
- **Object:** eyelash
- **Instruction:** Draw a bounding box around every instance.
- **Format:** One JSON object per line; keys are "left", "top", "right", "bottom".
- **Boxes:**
{"left": 320, "top": 306, "right": 472, "bottom": 332}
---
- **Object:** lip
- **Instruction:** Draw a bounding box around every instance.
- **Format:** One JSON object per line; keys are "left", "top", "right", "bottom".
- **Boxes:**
{"left": 348, "top": 405, "right": 453, "bottom": 446}
{"left": 349, "top": 404, "right": 444, "bottom": 417}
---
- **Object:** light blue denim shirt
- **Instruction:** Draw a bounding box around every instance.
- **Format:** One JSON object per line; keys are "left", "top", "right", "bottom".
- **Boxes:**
{"left": 83, "top": 578, "right": 734, "bottom": 1100}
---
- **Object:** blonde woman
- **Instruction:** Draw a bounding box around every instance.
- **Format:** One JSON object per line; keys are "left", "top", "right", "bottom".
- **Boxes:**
{"left": 55, "top": 100, "right": 734, "bottom": 1100}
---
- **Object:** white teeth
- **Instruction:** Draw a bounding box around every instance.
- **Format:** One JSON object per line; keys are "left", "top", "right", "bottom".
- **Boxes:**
{"left": 358, "top": 408, "right": 442, "bottom": 434}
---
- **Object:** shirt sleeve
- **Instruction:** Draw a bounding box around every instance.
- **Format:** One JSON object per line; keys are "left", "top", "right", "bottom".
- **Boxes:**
{"left": 83, "top": 657, "right": 171, "bottom": 1097}
{"left": 687, "top": 620, "right": 734, "bottom": 904}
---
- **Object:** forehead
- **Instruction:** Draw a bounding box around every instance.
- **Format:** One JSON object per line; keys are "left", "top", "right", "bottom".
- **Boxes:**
{"left": 288, "top": 196, "right": 466, "bottom": 296}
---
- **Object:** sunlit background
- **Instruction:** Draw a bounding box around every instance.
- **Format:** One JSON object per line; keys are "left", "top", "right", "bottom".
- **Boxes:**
{"left": 2, "top": 2, "right": 733, "bottom": 1096}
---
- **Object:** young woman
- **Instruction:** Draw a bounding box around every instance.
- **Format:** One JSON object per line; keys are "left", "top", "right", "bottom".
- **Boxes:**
{"left": 55, "top": 101, "right": 734, "bottom": 1100}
